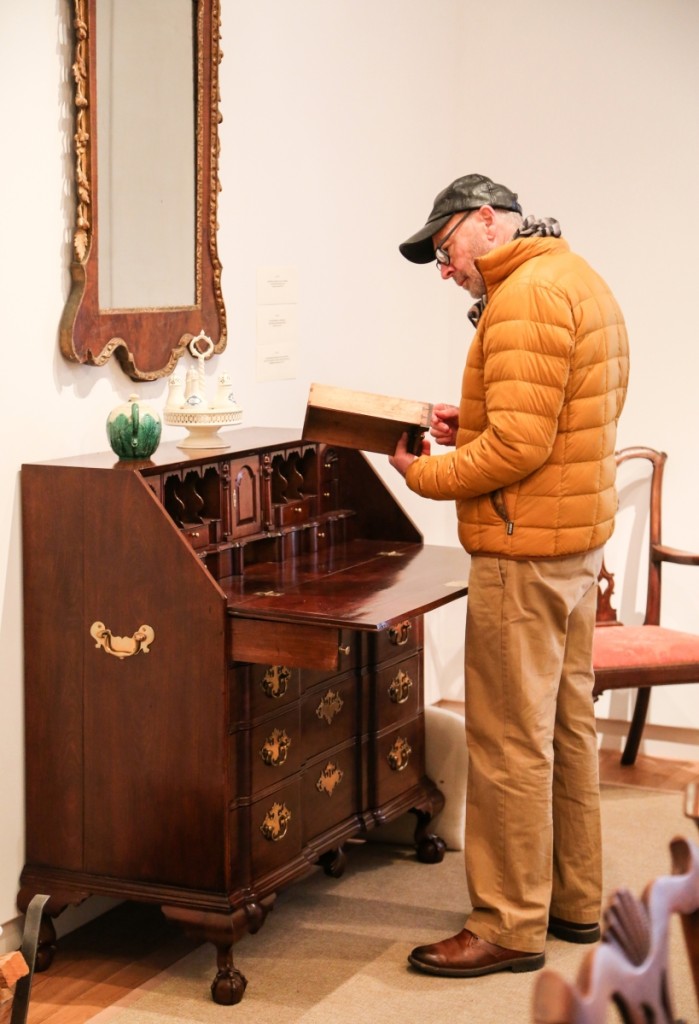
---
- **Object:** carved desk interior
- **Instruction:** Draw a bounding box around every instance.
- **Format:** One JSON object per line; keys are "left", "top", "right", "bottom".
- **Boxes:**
{"left": 19, "top": 427, "right": 468, "bottom": 1004}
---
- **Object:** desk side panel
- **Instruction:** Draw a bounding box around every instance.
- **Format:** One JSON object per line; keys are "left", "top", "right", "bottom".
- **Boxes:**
{"left": 22, "top": 466, "right": 87, "bottom": 871}
{"left": 81, "top": 471, "right": 228, "bottom": 892}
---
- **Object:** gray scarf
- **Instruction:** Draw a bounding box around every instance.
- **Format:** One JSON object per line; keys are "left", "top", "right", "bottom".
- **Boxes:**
{"left": 467, "top": 215, "right": 561, "bottom": 326}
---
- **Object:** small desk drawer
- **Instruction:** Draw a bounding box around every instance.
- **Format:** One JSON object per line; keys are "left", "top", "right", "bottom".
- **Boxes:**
{"left": 370, "top": 717, "right": 424, "bottom": 807}
{"left": 249, "top": 777, "right": 303, "bottom": 879}
{"left": 250, "top": 707, "right": 303, "bottom": 792}
{"left": 229, "top": 663, "right": 301, "bottom": 723}
{"left": 363, "top": 616, "right": 423, "bottom": 665}
{"left": 302, "top": 743, "right": 358, "bottom": 843}
{"left": 181, "top": 521, "right": 218, "bottom": 550}
{"left": 301, "top": 673, "right": 359, "bottom": 759}
{"left": 230, "top": 619, "right": 359, "bottom": 672}
{"left": 371, "top": 653, "right": 421, "bottom": 731}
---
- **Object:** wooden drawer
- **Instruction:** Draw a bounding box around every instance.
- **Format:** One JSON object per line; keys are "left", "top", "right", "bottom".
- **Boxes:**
{"left": 273, "top": 495, "right": 315, "bottom": 528}
{"left": 182, "top": 520, "right": 220, "bottom": 550}
{"left": 249, "top": 777, "right": 303, "bottom": 879}
{"left": 371, "top": 653, "right": 421, "bottom": 731}
{"left": 230, "top": 620, "right": 360, "bottom": 672}
{"left": 250, "top": 706, "right": 303, "bottom": 793}
{"left": 229, "top": 663, "right": 301, "bottom": 724}
{"left": 369, "top": 716, "right": 424, "bottom": 807}
{"left": 302, "top": 742, "right": 359, "bottom": 843}
{"left": 301, "top": 672, "right": 359, "bottom": 759}
{"left": 363, "top": 616, "right": 423, "bottom": 665}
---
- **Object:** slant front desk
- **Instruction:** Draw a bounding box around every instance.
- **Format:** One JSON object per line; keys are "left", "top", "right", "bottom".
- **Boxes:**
{"left": 19, "top": 428, "right": 468, "bottom": 1004}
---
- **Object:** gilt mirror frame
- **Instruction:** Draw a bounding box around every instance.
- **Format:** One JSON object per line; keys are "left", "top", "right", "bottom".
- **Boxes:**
{"left": 60, "top": 0, "right": 226, "bottom": 382}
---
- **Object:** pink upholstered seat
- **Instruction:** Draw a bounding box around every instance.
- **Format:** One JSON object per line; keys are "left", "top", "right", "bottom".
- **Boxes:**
{"left": 591, "top": 447, "right": 699, "bottom": 765}
{"left": 593, "top": 625, "right": 699, "bottom": 677}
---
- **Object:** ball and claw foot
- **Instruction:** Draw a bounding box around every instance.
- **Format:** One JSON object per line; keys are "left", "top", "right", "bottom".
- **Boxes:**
{"left": 416, "top": 834, "right": 446, "bottom": 864}
{"left": 211, "top": 966, "right": 247, "bottom": 1005}
{"left": 318, "top": 847, "right": 347, "bottom": 878}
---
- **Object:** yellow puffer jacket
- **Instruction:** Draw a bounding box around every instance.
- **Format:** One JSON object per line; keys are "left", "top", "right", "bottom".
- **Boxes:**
{"left": 405, "top": 235, "right": 629, "bottom": 558}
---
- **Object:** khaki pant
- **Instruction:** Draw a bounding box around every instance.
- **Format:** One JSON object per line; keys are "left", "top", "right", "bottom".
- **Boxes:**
{"left": 463, "top": 548, "right": 604, "bottom": 953}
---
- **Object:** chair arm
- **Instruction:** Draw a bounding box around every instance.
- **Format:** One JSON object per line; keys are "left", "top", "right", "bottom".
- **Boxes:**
{"left": 652, "top": 543, "right": 699, "bottom": 566}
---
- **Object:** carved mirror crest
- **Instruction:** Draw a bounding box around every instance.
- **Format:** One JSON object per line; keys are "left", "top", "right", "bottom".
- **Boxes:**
{"left": 60, "top": 0, "right": 227, "bottom": 382}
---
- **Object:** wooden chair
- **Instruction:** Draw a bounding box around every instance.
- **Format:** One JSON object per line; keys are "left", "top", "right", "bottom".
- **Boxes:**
{"left": 592, "top": 446, "right": 699, "bottom": 765}
{"left": 0, "top": 895, "right": 49, "bottom": 1024}
{"left": 532, "top": 784, "right": 699, "bottom": 1024}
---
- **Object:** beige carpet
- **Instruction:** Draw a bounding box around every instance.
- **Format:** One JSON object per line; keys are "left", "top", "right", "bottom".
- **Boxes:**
{"left": 90, "top": 786, "right": 698, "bottom": 1024}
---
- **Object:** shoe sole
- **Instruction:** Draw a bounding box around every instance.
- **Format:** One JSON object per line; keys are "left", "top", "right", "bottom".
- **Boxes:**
{"left": 547, "top": 921, "right": 600, "bottom": 944}
{"left": 407, "top": 952, "right": 545, "bottom": 978}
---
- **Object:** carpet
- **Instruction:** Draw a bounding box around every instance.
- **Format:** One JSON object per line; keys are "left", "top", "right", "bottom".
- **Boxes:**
{"left": 89, "top": 786, "right": 698, "bottom": 1024}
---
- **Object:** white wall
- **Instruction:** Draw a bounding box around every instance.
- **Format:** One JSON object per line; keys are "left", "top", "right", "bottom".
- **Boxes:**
{"left": 2, "top": 0, "right": 698, "bottom": 942}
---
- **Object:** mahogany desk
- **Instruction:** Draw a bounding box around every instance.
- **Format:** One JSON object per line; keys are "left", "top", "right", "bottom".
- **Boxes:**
{"left": 18, "top": 427, "right": 468, "bottom": 1004}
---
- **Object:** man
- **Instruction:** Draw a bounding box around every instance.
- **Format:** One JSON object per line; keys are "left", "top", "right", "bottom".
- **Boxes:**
{"left": 390, "top": 173, "right": 629, "bottom": 978}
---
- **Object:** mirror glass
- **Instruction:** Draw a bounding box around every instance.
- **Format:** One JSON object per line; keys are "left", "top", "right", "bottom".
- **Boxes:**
{"left": 96, "top": 0, "right": 195, "bottom": 309}
{"left": 60, "top": 0, "right": 227, "bottom": 382}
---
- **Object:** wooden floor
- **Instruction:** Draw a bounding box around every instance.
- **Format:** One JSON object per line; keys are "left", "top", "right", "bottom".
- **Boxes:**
{"left": 3, "top": 751, "right": 698, "bottom": 1024}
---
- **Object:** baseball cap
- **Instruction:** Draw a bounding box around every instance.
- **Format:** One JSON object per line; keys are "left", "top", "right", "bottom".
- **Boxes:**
{"left": 399, "top": 173, "right": 522, "bottom": 264}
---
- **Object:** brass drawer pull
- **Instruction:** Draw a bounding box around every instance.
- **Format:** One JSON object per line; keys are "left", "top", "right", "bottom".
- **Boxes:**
{"left": 316, "top": 689, "right": 344, "bottom": 725}
{"left": 89, "top": 621, "right": 154, "bottom": 659}
{"left": 259, "top": 728, "right": 291, "bottom": 767}
{"left": 388, "top": 669, "right": 413, "bottom": 705}
{"left": 261, "top": 665, "right": 290, "bottom": 699}
{"left": 387, "top": 736, "right": 412, "bottom": 772}
{"left": 389, "top": 621, "right": 412, "bottom": 646}
{"left": 315, "top": 761, "right": 344, "bottom": 796}
{"left": 260, "top": 801, "right": 291, "bottom": 842}
{"left": 338, "top": 644, "right": 351, "bottom": 656}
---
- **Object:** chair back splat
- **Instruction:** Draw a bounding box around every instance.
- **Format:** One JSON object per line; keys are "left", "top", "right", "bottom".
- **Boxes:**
{"left": 592, "top": 446, "right": 699, "bottom": 765}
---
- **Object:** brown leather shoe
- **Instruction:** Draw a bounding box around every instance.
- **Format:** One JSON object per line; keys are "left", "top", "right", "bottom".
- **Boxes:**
{"left": 408, "top": 927, "right": 545, "bottom": 977}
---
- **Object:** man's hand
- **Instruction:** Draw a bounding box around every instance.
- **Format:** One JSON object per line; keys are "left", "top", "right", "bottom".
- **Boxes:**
{"left": 430, "top": 403, "right": 459, "bottom": 446}
{"left": 389, "top": 431, "right": 430, "bottom": 477}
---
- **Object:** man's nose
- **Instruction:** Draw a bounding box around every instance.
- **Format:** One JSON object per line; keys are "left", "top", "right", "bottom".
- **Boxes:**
{"left": 439, "top": 262, "right": 454, "bottom": 280}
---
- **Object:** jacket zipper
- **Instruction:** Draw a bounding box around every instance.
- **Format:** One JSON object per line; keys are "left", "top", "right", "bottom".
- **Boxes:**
{"left": 491, "top": 490, "right": 515, "bottom": 535}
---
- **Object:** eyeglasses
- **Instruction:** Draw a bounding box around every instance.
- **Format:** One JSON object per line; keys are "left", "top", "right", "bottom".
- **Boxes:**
{"left": 434, "top": 211, "right": 471, "bottom": 266}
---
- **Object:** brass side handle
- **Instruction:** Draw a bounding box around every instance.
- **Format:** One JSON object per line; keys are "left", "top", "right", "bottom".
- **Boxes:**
{"left": 389, "top": 621, "right": 412, "bottom": 647}
{"left": 261, "top": 665, "right": 291, "bottom": 699}
{"left": 387, "top": 736, "right": 412, "bottom": 772}
{"left": 260, "top": 802, "right": 291, "bottom": 842}
{"left": 388, "top": 669, "right": 413, "bottom": 705}
{"left": 259, "top": 728, "right": 291, "bottom": 767}
{"left": 90, "top": 621, "right": 155, "bottom": 659}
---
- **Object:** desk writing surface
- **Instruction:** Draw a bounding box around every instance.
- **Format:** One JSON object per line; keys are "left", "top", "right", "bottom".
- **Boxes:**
{"left": 222, "top": 540, "right": 468, "bottom": 630}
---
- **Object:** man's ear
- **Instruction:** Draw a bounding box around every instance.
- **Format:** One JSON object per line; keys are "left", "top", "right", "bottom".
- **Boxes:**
{"left": 475, "top": 204, "right": 497, "bottom": 240}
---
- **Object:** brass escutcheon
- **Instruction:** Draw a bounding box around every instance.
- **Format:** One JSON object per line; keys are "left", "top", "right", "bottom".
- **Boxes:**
{"left": 316, "top": 761, "right": 344, "bottom": 796}
{"left": 261, "top": 665, "right": 291, "bottom": 699}
{"left": 316, "top": 689, "right": 344, "bottom": 725}
{"left": 389, "top": 620, "right": 412, "bottom": 646}
{"left": 89, "top": 621, "right": 155, "bottom": 659}
{"left": 260, "top": 801, "right": 292, "bottom": 842}
{"left": 259, "top": 728, "right": 291, "bottom": 767}
{"left": 388, "top": 669, "right": 413, "bottom": 704}
{"left": 387, "top": 736, "right": 412, "bottom": 772}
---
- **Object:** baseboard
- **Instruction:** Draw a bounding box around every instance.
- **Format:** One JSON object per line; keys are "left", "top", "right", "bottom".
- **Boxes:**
{"left": 0, "top": 896, "right": 122, "bottom": 956}
{"left": 0, "top": 918, "right": 23, "bottom": 956}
